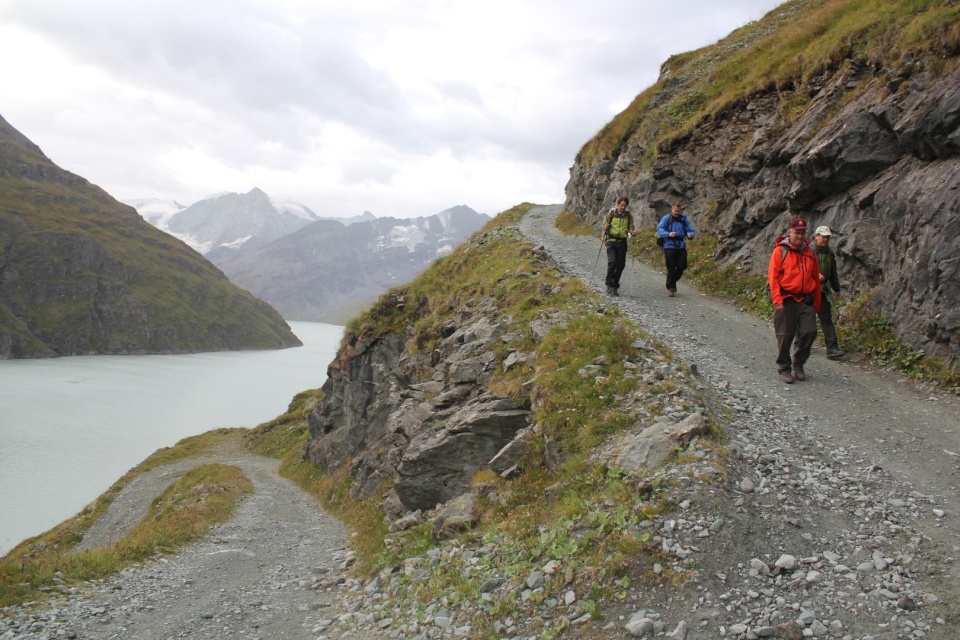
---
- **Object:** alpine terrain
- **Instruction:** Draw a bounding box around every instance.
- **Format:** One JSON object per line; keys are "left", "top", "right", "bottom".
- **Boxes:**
{"left": 0, "top": 115, "right": 300, "bottom": 358}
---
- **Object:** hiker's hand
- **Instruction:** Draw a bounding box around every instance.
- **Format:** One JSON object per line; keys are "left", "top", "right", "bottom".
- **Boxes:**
{"left": 774, "top": 303, "right": 784, "bottom": 311}
{"left": 686, "top": 232, "right": 693, "bottom": 239}
{"left": 669, "top": 231, "right": 676, "bottom": 237}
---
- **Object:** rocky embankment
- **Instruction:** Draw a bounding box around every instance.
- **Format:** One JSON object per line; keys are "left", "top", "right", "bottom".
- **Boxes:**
{"left": 3, "top": 205, "right": 959, "bottom": 640}
{"left": 565, "top": 49, "right": 960, "bottom": 365}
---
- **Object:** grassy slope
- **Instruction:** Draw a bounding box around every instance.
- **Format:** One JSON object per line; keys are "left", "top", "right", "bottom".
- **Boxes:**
{"left": 0, "top": 429, "right": 253, "bottom": 607}
{"left": 241, "top": 205, "right": 722, "bottom": 636}
{"left": 578, "top": 0, "right": 960, "bottom": 170}
{"left": 0, "top": 117, "right": 299, "bottom": 355}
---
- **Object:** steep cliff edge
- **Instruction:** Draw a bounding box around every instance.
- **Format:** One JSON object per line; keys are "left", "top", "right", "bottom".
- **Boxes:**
{"left": 564, "top": 0, "right": 960, "bottom": 364}
{"left": 302, "top": 225, "right": 551, "bottom": 515}
{"left": 0, "top": 115, "right": 301, "bottom": 357}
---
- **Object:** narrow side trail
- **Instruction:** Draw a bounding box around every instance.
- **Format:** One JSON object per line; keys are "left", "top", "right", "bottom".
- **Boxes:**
{"left": 3, "top": 443, "right": 357, "bottom": 639}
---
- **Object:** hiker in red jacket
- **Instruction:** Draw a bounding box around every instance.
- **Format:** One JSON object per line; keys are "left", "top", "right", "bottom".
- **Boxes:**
{"left": 767, "top": 217, "right": 822, "bottom": 384}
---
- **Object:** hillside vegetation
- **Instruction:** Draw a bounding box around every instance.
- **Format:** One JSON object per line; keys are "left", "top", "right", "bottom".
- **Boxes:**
{"left": 0, "top": 115, "right": 300, "bottom": 357}
{"left": 579, "top": 0, "right": 959, "bottom": 170}
{"left": 242, "top": 205, "right": 723, "bottom": 637}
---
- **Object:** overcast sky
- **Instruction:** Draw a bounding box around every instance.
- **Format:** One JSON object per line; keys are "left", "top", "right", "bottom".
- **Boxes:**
{"left": 1, "top": 0, "right": 785, "bottom": 219}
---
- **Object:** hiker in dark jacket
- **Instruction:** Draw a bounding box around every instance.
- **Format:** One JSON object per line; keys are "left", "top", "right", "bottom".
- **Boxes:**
{"left": 602, "top": 197, "right": 636, "bottom": 296}
{"left": 656, "top": 203, "right": 696, "bottom": 297}
{"left": 813, "top": 226, "right": 845, "bottom": 360}
{"left": 767, "top": 217, "right": 822, "bottom": 384}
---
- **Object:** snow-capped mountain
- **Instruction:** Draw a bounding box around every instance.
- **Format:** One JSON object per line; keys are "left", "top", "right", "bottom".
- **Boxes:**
{"left": 128, "top": 190, "right": 489, "bottom": 323}
{"left": 128, "top": 188, "right": 320, "bottom": 254}
{"left": 210, "top": 204, "right": 490, "bottom": 324}
{"left": 125, "top": 197, "right": 187, "bottom": 228}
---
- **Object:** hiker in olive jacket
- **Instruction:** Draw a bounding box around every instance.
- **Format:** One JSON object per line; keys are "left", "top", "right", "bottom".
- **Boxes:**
{"left": 814, "top": 225, "right": 845, "bottom": 360}
{"left": 602, "top": 197, "right": 636, "bottom": 296}
{"left": 767, "top": 217, "right": 822, "bottom": 384}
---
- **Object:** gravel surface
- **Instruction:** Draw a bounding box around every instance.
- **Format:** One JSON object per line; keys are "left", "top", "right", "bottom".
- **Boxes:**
{"left": 3, "top": 204, "right": 959, "bottom": 640}
{"left": 518, "top": 204, "right": 960, "bottom": 639}
{"left": 2, "top": 447, "right": 354, "bottom": 639}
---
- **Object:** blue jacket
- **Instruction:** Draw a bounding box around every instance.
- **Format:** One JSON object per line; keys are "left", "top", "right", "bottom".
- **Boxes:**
{"left": 657, "top": 213, "right": 696, "bottom": 250}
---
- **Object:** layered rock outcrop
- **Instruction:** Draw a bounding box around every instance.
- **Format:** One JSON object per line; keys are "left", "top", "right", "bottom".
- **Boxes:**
{"left": 304, "top": 296, "right": 532, "bottom": 514}
{"left": 565, "top": 58, "right": 960, "bottom": 363}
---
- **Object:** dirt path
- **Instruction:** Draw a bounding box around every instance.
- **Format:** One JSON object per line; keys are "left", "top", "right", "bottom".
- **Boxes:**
{"left": 520, "top": 203, "right": 960, "bottom": 585}
{"left": 8, "top": 443, "right": 355, "bottom": 639}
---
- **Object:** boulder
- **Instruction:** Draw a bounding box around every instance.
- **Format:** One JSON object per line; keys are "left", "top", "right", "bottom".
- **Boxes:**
{"left": 594, "top": 413, "right": 708, "bottom": 474}
{"left": 395, "top": 395, "right": 530, "bottom": 511}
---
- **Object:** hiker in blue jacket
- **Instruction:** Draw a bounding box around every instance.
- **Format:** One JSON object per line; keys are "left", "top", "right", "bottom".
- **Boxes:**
{"left": 657, "top": 202, "right": 696, "bottom": 297}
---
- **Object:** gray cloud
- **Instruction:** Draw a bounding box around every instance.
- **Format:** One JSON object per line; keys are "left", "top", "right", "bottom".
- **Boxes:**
{"left": 1, "top": 0, "right": 786, "bottom": 217}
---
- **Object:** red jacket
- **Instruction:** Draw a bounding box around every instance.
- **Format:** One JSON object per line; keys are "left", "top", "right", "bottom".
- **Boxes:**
{"left": 768, "top": 236, "right": 822, "bottom": 312}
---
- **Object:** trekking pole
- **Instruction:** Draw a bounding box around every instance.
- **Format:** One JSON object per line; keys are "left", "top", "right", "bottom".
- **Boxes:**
{"left": 593, "top": 234, "right": 607, "bottom": 278}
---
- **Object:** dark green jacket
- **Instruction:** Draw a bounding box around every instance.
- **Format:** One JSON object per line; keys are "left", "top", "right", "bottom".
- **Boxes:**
{"left": 815, "top": 245, "right": 841, "bottom": 293}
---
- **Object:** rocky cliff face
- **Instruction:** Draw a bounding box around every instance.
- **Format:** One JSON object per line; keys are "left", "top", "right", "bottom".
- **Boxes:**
{"left": 0, "top": 115, "right": 301, "bottom": 358}
{"left": 304, "top": 295, "right": 532, "bottom": 515}
{"left": 565, "top": 56, "right": 960, "bottom": 364}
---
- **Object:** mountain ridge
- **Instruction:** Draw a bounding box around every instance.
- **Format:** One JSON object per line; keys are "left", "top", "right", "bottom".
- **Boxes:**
{"left": 0, "top": 115, "right": 301, "bottom": 358}
{"left": 209, "top": 204, "right": 490, "bottom": 324}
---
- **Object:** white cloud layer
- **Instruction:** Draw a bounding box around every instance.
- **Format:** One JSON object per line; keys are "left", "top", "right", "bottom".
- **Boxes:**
{"left": 0, "top": 0, "right": 786, "bottom": 218}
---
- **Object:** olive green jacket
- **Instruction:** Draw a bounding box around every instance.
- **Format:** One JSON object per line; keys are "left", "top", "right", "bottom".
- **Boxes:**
{"left": 815, "top": 245, "right": 841, "bottom": 293}
{"left": 604, "top": 209, "right": 634, "bottom": 240}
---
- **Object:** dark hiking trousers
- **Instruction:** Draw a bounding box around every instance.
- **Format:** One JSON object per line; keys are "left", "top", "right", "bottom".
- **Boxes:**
{"left": 817, "top": 296, "right": 840, "bottom": 352}
{"left": 774, "top": 298, "right": 818, "bottom": 372}
{"left": 605, "top": 240, "right": 628, "bottom": 289}
{"left": 663, "top": 247, "right": 688, "bottom": 291}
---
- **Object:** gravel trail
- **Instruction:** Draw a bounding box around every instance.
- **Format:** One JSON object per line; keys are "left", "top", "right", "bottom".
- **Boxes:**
{"left": 2, "top": 447, "right": 354, "bottom": 639}
{"left": 519, "top": 204, "right": 960, "bottom": 638}
{"left": 520, "top": 205, "right": 960, "bottom": 539}
{"left": 3, "top": 204, "right": 959, "bottom": 640}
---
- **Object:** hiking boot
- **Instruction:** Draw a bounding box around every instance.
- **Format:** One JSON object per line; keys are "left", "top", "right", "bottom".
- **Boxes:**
{"left": 793, "top": 364, "right": 807, "bottom": 381}
{"left": 826, "top": 350, "right": 846, "bottom": 360}
{"left": 611, "top": 288, "right": 620, "bottom": 297}
{"left": 605, "top": 285, "right": 614, "bottom": 294}
{"left": 779, "top": 370, "right": 794, "bottom": 384}
{"left": 667, "top": 288, "right": 675, "bottom": 297}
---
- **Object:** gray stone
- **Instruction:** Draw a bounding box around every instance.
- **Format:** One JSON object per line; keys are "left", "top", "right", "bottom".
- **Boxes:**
{"left": 431, "top": 494, "right": 477, "bottom": 541}
{"left": 593, "top": 413, "right": 708, "bottom": 473}
{"left": 625, "top": 617, "right": 655, "bottom": 637}
{"left": 489, "top": 425, "right": 536, "bottom": 474}
{"left": 396, "top": 395, "right": 530, "bottom": 510}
